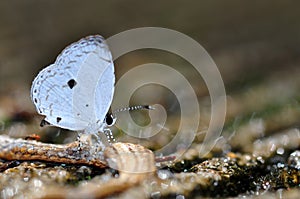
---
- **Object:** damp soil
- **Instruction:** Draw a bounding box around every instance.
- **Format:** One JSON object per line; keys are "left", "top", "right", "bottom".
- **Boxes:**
{"left": 0, "top": 67, "right": 300, "bottom": 198}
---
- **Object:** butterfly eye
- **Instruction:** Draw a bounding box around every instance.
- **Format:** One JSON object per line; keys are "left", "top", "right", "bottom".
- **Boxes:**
{"left": 105, "top": 113, "right": 116, "bottom": 126}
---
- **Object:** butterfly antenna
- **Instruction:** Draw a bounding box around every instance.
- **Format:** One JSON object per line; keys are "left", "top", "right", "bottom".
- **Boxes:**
{"left": 105, "top": 105, "right": 153, "bottom": 143}
{"left": 112, "top": 105, "right": 154, "bottom": 114}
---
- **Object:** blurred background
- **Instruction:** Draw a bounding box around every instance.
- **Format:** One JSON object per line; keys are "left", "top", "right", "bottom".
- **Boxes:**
{"left": 0, "top": 0, "right": 300, "bottom": 147}
{"left": 1, "top": 0, "right": 299, "bottom": 89}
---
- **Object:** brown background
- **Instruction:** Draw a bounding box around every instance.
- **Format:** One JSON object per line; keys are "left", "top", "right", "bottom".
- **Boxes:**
{"left": 0, "top": 0, "right": 299, "bottom": 102}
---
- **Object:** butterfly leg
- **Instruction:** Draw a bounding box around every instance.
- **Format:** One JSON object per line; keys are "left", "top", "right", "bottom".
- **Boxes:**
{"left": 103, "top": 128, "right": 116, "bottom": 144}
{"left": 76, "top": 130, "right": 85, "bottom": 151}
{"left": 77, "top": 130, "right": 94, "bottom": 151}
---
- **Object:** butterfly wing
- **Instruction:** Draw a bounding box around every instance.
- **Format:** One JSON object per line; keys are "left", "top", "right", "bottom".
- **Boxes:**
{"left": 95, "top": 59, "right": 115, "bottom": 123}
{"left": 31, "top": 35, "right": 115, "bottom": 131}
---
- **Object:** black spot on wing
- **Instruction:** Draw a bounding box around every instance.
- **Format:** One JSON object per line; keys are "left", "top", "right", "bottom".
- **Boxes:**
{"left": 40, "top": 119, "right": 50, "bottom": 127}
{"left": 56, "top": 117, "right": 62, "bottom": 123}
{"left": 67, "top": 79, "right": 77, "bottom": 89}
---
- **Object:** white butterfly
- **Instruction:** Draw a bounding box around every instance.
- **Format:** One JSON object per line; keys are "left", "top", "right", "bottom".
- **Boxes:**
{"left": 31, "top": 35, "right": 115, "bottom": 136}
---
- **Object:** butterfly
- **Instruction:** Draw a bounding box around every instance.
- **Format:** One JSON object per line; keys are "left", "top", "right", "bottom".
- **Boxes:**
{"left": 31, "top": 35, "right": 115, "bottom": 137}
